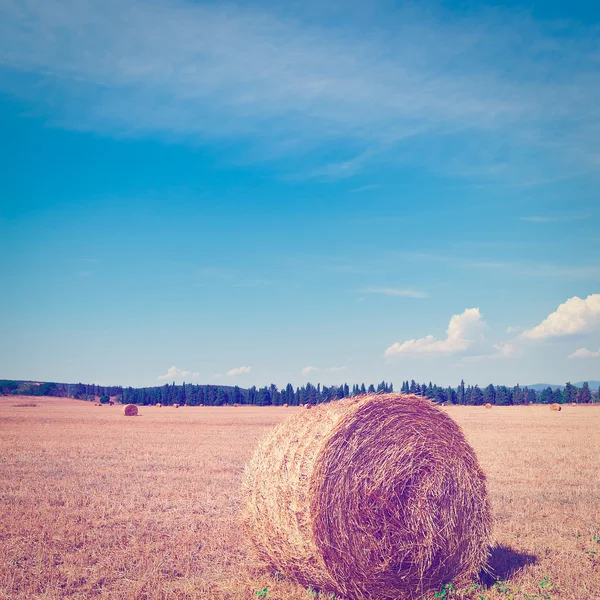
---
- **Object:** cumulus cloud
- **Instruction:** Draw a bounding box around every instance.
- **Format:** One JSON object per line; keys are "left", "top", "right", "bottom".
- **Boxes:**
{"left": 158, "top": 366, "right": 199, "bottom": 380}
{"left": 568, "top": 347, "right": 600, "bottom": 359}
{"left": 385, "top": 308, "right": 486, "bottom": 356}
{"left": 521, "top": 294, "right": 600, "bottom": 340}
{"left": 226, "top": 366, "right": 251, "bottom": 376}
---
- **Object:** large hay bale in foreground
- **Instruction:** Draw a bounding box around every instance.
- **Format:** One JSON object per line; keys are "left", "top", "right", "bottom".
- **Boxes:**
{"left": 123, "top": 404, "right": 138, "bottom": 417}
{"left": 550, "top": 403, "right": 562, "bottom": 411}
{"left": 242, "top": 394, "right": 491, "bottom": 599}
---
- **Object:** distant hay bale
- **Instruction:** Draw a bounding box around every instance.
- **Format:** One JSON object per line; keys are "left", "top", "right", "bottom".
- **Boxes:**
{"left": 123, "top": 404, "right": 138, "bottom": 417}
{"left": 485, "top": 403, "right": 492, "bottom": 409}
{"left": 304, "top": 403, "right": 312, "bottom": 410}
{"left": 242, "top": 393, "right": 491, "bottom": 599}
{"left": 173, "top": 404, "right": 180, "bottom": 409}
{"left": 233, "top": 403, "right": 240, "bottom": 407}
{"left": 550, "top": 403, "right": 562, "bottom": 411}
{"left": 570, "top": 402, "right": 576, "bottom": 407}
{"left": 156, "top": 403, "right": 162, "bottom": 407}
{"left": 199, "top": 403, "right": 204, "bottom": 407}
{"left": 283, "top": 403, "right": 289, "bottom": 407}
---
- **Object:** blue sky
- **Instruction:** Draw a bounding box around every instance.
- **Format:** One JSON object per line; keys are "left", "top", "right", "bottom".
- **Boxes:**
{"left": 1, "top": 0, "right": 599, "bottom": 388}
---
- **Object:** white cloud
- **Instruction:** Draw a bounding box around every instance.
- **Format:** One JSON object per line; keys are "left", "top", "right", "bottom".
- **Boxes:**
{"left": 385, "top": 308, "right": 486, "bottom": 356}
{"left": 226, "top": 366, "right": 251, "bottom": 376}
{"left": 326, "top": 366, "right": 347, "bottom": 373}
{"left": 158, "top": 366, "right": 199, "bottom": 381}
{"left": 521, "top": 294, "right": 600, "bottom": 341}
{"left": 506, "top": 325, "right": 523, "bottom": 334}
{"left": 568, "top": 347, "right": 600, "bottom": 359}
{"left": 361, "top": 287, "right": 429, "bottom": 299}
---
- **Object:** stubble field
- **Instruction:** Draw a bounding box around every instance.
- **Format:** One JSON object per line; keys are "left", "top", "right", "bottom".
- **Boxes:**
{"left": 1, "top": 396, "right": 599, "bottom": 600}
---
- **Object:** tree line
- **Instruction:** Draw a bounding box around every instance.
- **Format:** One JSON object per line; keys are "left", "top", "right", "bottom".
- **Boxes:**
{"left": 1, "top": 378, "right": 598, "bottom": 406}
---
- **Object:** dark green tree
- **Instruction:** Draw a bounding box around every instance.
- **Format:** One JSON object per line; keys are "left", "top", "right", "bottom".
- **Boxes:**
{"left": 579, "top": 382, "right": 592, "bottom": 404}
{"left": 484, "top": 384, "right": 496, "bottom": 405}
{"left": 564, "top": 382, "right": 577, "bottom": 404}
{"left": 471, "top": 386, "right": 484, "bottom": 406}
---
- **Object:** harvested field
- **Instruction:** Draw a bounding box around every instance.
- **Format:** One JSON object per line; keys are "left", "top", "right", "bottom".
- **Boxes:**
{"left": 1, "top": 396, "right": 599, "bottom": 599}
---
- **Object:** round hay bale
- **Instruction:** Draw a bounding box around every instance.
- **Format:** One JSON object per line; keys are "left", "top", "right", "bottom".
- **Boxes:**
{"left": 233, "top": 403, "right": 240, "bottom": 407}
{"left": 242, "top": 393, "right": 491, "bottom": 599}
{"left": 123, "top": 404, "right": 138, "bottom": 417}
{"left": 173, "top": 403, "right": 180, "bottom": 409}
{"left": 199, "top": 403, "right": 204, "bottom": 407}
{"left": 304, "top": 403, "right": 312, "bottom": 410}
{"left": 156, "top": 403, "right": 162, "bottom": 408}
{"left": 484, "top": 403, "right": 492, "bottom": 409}
{"left": 550, "top": 403, "right": 562, "bottom": 411}
{"left": 283, "top": 403, "right": 289, "bottom": 407}
{"left": 570, "top": 402, "right": 576, "bottom": 407}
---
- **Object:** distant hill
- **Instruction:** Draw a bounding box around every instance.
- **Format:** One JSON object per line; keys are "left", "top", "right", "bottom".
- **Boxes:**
{"left": 526, "top": 381, "right": 600, "bottom": 392}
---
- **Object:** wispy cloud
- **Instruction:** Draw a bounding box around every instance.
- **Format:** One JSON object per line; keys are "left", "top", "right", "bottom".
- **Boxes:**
{"left": 301, "top": 365, "right": 347, "bottom": 376}
{"left": 1, "top": 1, "right": 599, "bottom": 181}
{"left": 361, "top": 287, "right": 429, "bottom": 299}
{"left": 520, "top": 214, "right": 592, "bottom": 223}
{"left": 193, "top": 266, "right": 274, "bottom": 288}
{"left": 349, "top": 184, "right": 380, "bottom": 193}
{"left": 463, "top": 341, "right": 523, "bottom": 362}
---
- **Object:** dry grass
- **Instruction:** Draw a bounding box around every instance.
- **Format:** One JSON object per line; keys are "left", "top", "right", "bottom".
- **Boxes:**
{"left": 1, "top": 396, "right": 599, "bottom": 599}
{"left": 243, "top": 394, "right": 491, "bottom": 599}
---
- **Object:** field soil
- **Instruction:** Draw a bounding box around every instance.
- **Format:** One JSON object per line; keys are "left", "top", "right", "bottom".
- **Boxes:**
{"left": 1, "top": 396, "right": 599, "bottom": 599}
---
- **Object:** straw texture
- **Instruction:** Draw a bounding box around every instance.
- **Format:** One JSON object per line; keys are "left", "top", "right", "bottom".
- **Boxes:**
{"left": 550, "top": 403, "right": 562, "bottom": 411}
{"left": 123, "top": 404, "right": 138, "bottom": 416}
{"left": 242, "top": 393, "right": 491, "bottom": 599}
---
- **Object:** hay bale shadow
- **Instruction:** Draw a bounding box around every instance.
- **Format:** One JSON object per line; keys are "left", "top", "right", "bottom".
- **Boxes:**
{"left": 479, "top": 544, "right": 537, "bottom": 586}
